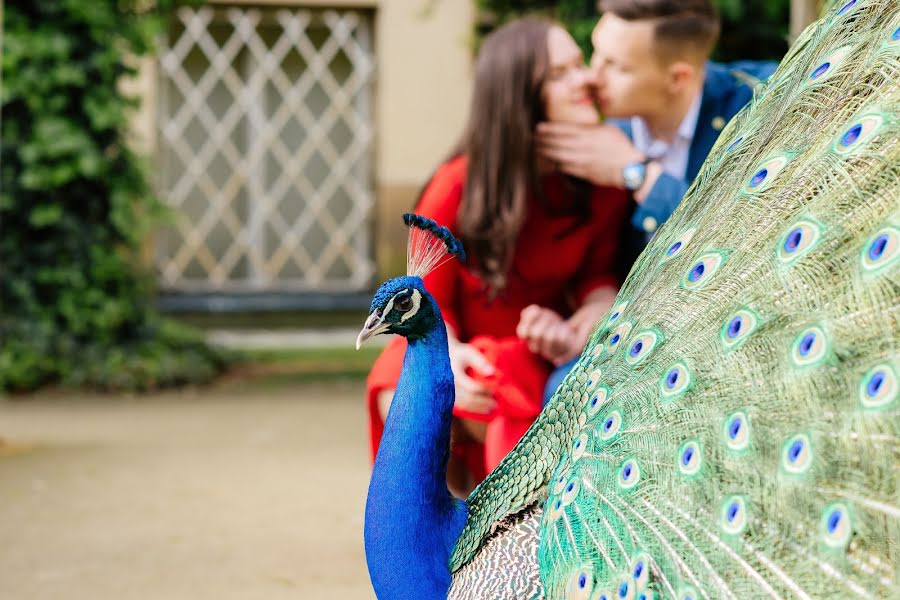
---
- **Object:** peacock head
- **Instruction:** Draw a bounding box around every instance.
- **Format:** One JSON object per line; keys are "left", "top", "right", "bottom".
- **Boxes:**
{"left": 356, "top": 276, "right": 442, "bottom": 347}
{"left": 356, "top": 214, "right": 465, "bottom": 349}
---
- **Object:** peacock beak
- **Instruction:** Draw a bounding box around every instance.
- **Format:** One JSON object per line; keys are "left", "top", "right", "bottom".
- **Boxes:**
{"left": 356, "top": 309, "right": 390, "bottom": 349}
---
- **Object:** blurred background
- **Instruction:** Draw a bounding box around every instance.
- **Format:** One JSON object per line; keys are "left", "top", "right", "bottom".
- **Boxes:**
{"left": 0, "top": 0, "right": 821, "bottom": 598}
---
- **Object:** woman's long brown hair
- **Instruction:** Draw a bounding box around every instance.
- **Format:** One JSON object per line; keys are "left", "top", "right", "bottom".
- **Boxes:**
{"left": 456, "top": 18, "right": 555, "bottom": 292}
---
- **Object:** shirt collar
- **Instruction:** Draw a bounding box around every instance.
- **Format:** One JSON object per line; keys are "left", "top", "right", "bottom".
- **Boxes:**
{"left": 630, "top": 89, "right": 704, "bottom": 149}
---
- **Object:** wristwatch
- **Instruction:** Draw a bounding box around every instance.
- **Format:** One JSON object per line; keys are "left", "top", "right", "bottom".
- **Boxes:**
{"left": 622, "top": 158, "right": 652, "bottom": 191}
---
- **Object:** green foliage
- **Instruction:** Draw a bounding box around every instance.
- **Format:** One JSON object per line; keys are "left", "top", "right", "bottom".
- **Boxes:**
{"left": 475, "top": 0, "right": 789, "bottom": 62}
{"left": 1, "top": 0, "right": 227, "bottom": 392}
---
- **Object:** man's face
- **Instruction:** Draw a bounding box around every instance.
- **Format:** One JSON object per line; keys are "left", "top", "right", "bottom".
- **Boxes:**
{"left": 590, "top": 13, "right": 671, "bottom": 119}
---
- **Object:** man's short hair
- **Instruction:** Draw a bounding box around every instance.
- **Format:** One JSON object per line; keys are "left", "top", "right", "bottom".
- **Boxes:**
{"left": 598, "top": 0, "right": 720, "bottom": 59}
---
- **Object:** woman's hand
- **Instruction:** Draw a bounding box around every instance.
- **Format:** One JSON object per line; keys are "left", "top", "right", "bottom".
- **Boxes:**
{"left": 563, "top": 287, "right": 618, "bottom": 359}
{"left": 448, "top": 339, "right": 496, "bottom": 414}
{"left": 516, "top": 305, "right": 577, "bottom": 365}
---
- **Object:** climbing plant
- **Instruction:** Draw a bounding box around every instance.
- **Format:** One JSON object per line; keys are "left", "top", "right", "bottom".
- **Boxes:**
{"left": 474, "top": 0, "right": 791, "bottom": 62}
{"left": 0, "top": 0, "right": 227, "bottom": 392}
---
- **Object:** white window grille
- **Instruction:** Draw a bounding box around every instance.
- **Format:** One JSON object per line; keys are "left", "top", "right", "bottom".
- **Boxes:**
{"left": 155, "top": 5, "right": 376, "bottom": 295}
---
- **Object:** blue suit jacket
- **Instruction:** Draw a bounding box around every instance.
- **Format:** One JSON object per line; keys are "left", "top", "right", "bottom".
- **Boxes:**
{"left": 613, "top": 60, "right": 777, "bottom": 271}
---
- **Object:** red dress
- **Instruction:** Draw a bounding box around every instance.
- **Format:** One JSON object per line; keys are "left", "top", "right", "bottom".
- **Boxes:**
{"left": 366, "top": 156, "right": 629, "bottom": 479}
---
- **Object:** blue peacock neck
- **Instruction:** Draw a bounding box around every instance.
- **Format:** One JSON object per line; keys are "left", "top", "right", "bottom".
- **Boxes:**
{"left": 364, "top": 309, "right": 468, "bottom": 599}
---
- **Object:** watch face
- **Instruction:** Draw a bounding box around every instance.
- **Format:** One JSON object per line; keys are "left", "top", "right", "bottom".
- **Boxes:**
{"left": 623, "top": 163, "right": 646, "bottom": 191}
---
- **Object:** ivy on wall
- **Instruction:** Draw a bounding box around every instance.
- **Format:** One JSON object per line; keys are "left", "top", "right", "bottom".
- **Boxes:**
{"left": 1, "top": 0, "right": 226, "bottom": 392}
{"left": 474, "top": 0, "right": 790, "bottom": 62}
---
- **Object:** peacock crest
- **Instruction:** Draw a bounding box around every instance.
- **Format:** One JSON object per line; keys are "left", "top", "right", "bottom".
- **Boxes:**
{"left": 403, "top": 212, "right": 466, "bottom": 279}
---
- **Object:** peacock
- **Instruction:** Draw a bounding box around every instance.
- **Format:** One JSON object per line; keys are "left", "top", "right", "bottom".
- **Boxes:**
{"left": 357, "top": 1, "right": 899, "bottom": 598}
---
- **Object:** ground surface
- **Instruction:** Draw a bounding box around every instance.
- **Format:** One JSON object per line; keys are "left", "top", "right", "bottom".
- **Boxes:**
{"left": 0, "top": 375, "right": 374, "bottom": 600}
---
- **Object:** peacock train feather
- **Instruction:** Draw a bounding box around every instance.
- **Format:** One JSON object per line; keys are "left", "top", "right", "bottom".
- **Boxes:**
{"left": 448, "top": 1, "right": 899, "bottom": 598}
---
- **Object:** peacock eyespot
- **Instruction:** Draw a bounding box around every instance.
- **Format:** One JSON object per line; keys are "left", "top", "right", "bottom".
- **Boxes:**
{"left": 861, "top": 226, "right": 898, "bottom": 272}
{"left": 619, "top": 581, "right": 629, "bottom": 598}
{"left": 859, "top": 364, "right": 897, "bottom": 409}
{"left": 661, "top": 229, "right": 696, "bottom": 263}
{"left": 608, "top": 323, "right": 633, "bottom": 352}
{"left": 600, "top": 410, "right": 623, "bottom": 441}
{"left": 721, "top": 496, "right": 748, "bottom": 534}
{"left": 820, "top": 503, "right": 852, "bottom": 548}
{"left": 618, "top": 459, "right": 640, "bottom": 490}
{"left": 804, "top": 47, "right": 850, "bottom": 87}
{"left": 625, "top": 331, "right": 659, "bottom": 366}
{"left": 660, "top": 363, "right": 691, "bottom": 400}
{"left": 607, "top": 301, "right": 629, "bottom": 325}
{"left": 555, "top": 475, "right": 566, "bottom": 492}
{"left": 678, "top": 440, "right": 702, "bottom": 476}
{"left": 724, "top": 412, "right": 750, "bottom": 451}
{"left": 572, "top": 432, "right": 589, "bottom": 462}
{"left": 561, "top": 477, "right": 580, "bottom": 505}
{"left": 579, "top": 574, "right": 587, "bottom": 589}
{"left": 742, "top": 155, "right": 789, "bottom": 194}
{"left": 631, "top": 553, "right": 650, "bottom": 590}
{"left": 682, "top": 252, "right": 726, "bottom": 289}
{"left": 587, "top": 387, "right": 609, "bottom": 417}
{"left": 791, "top": 326, "right": 828, "bottom": 366}
{"left": 782, "top": 434, "right": 813, "bottom": 474}
{"left": 778, "top": 220, "right": 822, "bottom": 262}
{"left": 892, "top": 26, "right": 900, "bottom": 42}
{"left": 722, "top": 308, "right": 761, "bottom": 349}
{"left": 588, "top": 369, "right": 603, "bottom": 390}
{"left": 834, "top": 114, "right": 883, "bottom": 154}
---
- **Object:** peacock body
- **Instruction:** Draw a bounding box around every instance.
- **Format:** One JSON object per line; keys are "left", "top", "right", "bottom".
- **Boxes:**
{"left": 450, "top": 1, "right": 900, "bottom": 597}
{"left": 362, "top": 1, "right": 899, "bottom": 598}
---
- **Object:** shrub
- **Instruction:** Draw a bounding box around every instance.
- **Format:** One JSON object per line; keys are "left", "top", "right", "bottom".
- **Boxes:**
{"left": 1, "top": 0, "right": 227, "bottom": 392}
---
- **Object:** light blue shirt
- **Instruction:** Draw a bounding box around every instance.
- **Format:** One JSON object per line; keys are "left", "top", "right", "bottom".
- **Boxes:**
{"left": 630, "top": 91, "right": 703, "bottom": 182}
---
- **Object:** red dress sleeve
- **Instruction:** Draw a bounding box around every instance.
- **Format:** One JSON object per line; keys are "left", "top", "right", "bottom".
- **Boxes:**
{"left": 572, "top": 186, "right": 631, "bottom": 305}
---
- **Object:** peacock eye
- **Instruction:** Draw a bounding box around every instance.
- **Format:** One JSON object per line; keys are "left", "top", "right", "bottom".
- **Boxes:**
{"left": 394, "top": 295, "right": 414, "bottom": 312}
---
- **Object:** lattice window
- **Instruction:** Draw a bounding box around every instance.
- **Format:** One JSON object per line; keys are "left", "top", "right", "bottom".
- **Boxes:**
{"left": 155, "top": 5, "right": 375, "bottom": 294}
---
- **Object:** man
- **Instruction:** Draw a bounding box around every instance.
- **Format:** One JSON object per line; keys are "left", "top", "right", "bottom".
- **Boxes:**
{"left": 539, "top": 0, "right": 777, "bottom": 261}
{"left": 518, "top": 0, "right": 778, "bottom": 402}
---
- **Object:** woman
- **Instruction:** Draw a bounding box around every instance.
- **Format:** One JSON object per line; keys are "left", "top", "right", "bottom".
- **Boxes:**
{"left": 366, "top": 18, "right": 629, "bottom": 495}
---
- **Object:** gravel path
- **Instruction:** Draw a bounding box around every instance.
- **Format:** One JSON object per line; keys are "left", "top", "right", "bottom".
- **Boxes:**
{"left": 0, "top": 377, "right": 373, "bottom": 600}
